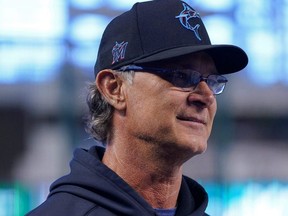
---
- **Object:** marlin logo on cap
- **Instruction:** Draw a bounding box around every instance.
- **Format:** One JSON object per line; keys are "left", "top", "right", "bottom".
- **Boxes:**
{"left": 176, "top": 2, "right": 202, "bottom": 41}
{"left": 112, "top": 41, "right": 128, "bottom": 64}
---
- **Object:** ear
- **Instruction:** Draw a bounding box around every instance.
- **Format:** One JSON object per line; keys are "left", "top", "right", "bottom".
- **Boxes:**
{"left": 96, "top": 70, "right": 126, "bottom": 110}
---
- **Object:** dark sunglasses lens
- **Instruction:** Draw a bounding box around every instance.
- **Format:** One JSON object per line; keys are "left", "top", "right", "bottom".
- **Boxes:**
{"left": 170, "top": 71, "right": 201, "bottom": 88}
{"left": 207, "top": 75, "right": 227, "bottom": 94}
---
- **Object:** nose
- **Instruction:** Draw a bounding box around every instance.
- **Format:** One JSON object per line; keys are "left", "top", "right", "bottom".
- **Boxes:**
{"left": 187, "top": 81, "right": 215, "bottom": 108}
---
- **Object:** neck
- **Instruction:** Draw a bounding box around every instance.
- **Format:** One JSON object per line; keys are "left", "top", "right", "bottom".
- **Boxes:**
{"left": 102, "top": 140, "right": 183, "bottom": 209}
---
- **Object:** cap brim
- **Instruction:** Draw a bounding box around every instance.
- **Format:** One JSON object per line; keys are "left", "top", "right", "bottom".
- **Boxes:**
{"left": 134, "top": 45, "right": 248, "bottom": 74}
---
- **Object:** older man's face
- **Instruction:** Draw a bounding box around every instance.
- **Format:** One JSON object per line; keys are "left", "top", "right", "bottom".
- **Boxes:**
{"left": 122, "top": 52, "right": 218, "bottom": 160}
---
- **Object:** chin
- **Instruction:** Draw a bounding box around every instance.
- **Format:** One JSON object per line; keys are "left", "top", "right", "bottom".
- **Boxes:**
{"left": 194, "top": 143, "right": 208, "bottom": 155}
{"left": 184, "top": 138, "right": 208, "bottom": 157}
{"left": 169, "top": 139, "right": 208, "bottom": 162}
{"left": 177, "top": 128, "right": 210, "bottom": 152}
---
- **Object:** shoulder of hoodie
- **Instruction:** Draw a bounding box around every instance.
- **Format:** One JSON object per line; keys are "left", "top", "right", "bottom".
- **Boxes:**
{"left": 25, "top": 192, "right": 118, "bottom": 216}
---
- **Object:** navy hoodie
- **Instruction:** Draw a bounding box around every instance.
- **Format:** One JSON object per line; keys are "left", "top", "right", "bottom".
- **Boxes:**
{"left": 26, "top": 146, "right": 209, "bottom": 216}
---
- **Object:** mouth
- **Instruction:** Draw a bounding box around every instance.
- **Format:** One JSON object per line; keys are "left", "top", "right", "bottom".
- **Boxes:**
{"left": 176, "top": 116, "right": 206, "bottom": 125}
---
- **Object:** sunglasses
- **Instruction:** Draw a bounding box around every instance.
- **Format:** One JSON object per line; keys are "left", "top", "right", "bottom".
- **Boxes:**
{"left": 118, "top": 65, "right": 228, "bottom": 95}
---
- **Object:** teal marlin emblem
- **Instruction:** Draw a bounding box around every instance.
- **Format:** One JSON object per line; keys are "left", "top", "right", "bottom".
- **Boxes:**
{"left": 112, "top": 41, "right": 128, "bottom": 64}
{"left": 175, "top": 2, "right": 202, "bottom": 41}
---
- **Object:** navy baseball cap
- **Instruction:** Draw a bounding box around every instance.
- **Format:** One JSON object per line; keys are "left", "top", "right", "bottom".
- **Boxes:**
{"left": 94, "top": 0, "right": 248, "bottom": 75}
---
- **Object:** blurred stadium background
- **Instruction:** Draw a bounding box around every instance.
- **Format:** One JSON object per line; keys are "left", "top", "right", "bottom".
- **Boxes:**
{"left": 0, "top": 0, "right": 287, "bottom": 215}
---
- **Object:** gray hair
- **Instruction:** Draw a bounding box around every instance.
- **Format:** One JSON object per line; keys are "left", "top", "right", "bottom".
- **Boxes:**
{"left": 86, "top": 70, "right": 134, "bottom": 144}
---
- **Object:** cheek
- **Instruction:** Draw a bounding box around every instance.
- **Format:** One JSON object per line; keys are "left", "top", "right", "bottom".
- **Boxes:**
{"left": 128, "top": 84, "right": 175, "bottom": 113}
{"left": 208, "top": 101, "right": 217, "bottom": 130}
{"left": 127, "top": 92, "right": 178, "bottom": 132}
{"left": 212, "top": 100, "right": 217, "bottom": 118}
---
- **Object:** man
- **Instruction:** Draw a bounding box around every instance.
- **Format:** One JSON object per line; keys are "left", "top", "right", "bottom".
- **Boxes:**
{"left": 26, "top": 0, "right": 248, "bottom": 215}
